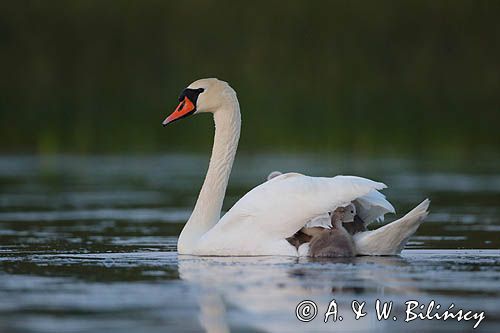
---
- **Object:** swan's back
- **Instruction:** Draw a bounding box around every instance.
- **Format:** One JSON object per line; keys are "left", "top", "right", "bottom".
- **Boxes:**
{"left": 194, "top": 173, "right": 388, "bottom": 255}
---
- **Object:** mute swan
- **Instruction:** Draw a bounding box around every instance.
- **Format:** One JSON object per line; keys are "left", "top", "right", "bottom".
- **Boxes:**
{"left": 162, "top": 78, "right": 430, "bottom": 256}
{"left": 309, "top": 206, "right": 356, "bottom": 257}
{"left": 267, "top": 170, "right": 382, "bottom": 236}
{"left": 268, "top": 170, "right": 334, "bottom": 234}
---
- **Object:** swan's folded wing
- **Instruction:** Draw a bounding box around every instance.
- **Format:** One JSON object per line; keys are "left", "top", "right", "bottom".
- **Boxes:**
{"left": 206, "top": 173, "right": 387, "bottom": 242}
{"left": 304, "top": 213, "right": 332, "bottom": 229}
{"left": 354, "top": 190, "right": 395, "bottom": 225}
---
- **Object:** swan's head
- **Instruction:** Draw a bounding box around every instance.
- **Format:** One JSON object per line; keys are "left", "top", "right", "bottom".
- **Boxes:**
{"left": 162, "top": 78, "right": 233, "bottom": 126}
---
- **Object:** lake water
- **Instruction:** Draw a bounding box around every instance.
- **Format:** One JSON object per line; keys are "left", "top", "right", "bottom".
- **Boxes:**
{"left": 0, "top": 154, "right": 499, "bottom": 332}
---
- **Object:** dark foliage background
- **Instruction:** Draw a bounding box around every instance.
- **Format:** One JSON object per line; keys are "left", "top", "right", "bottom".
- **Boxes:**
{"left": 1, "top": 0, "right": 499, "bottom": 156}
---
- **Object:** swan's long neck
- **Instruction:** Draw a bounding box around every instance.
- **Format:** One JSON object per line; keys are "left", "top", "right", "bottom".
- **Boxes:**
{"left": 178, "top": 91, "right": 241, "bottom": 253}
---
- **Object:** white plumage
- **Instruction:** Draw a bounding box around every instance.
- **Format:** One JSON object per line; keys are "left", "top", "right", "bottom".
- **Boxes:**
{"left": 163, "top": 78, "right": 430, "bottom": 257}
{"left": 195, "top": 174, "right": 387, "bottom": 255}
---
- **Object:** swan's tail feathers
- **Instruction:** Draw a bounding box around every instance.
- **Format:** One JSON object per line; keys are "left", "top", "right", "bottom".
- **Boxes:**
{"left": 353, "top": 199, "right": 430, "bottom": 256}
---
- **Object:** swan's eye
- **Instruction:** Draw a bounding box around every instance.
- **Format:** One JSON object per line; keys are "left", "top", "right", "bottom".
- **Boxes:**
{"left": 178, "top": 88, "right": 205, "bottom": 103}
{"left": 164, "top": 89, "right": 202, "bottom": 126}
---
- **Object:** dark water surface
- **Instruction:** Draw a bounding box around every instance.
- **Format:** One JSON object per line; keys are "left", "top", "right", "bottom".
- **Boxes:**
{"left": 0, "top": 154, "right": 499, "bottom": 332}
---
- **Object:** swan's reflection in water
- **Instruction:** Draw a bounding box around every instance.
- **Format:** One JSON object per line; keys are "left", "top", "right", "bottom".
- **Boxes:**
{"left": 197, "top": 292, "right": 230, "bottom": 333}
{"left": 178, "top": 255, "right": 420, "bottom": 332}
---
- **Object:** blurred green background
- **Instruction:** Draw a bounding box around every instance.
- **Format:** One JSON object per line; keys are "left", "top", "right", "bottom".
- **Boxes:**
{"left": 1, "top": 0, "right": 499, "bottom": 156}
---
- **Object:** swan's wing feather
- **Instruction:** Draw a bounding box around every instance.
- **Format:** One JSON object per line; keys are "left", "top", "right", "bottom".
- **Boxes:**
{"left": 206, "top": 173, "right": 387, "bottom": 242}
{"left": 304, "top": 214, "right": 332, "bottom": 229}
{"left": 354, "top": 199, "right": 429, "bottom": 255}
{"left": 354, "top": 190, "right": 395, "bottom": 225}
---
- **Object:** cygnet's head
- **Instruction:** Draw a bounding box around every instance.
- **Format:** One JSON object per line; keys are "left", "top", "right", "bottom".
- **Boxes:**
{"left": 266, "top": 171, "right": 283, "bottom": 181}
{"left": 331, "top": 204, "right": 357, "bottom": 223}
{"left": 341, "top": 203, "right": 357, "bottom": 223}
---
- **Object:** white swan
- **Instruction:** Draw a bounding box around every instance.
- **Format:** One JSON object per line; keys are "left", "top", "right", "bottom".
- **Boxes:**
{"left": 162, "top": 78, "right": 430, "bottom": 256}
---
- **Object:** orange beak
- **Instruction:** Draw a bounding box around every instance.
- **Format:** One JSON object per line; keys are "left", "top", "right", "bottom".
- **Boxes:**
{"left": 162, "top": 96, "right": 196, "bottom": 126}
